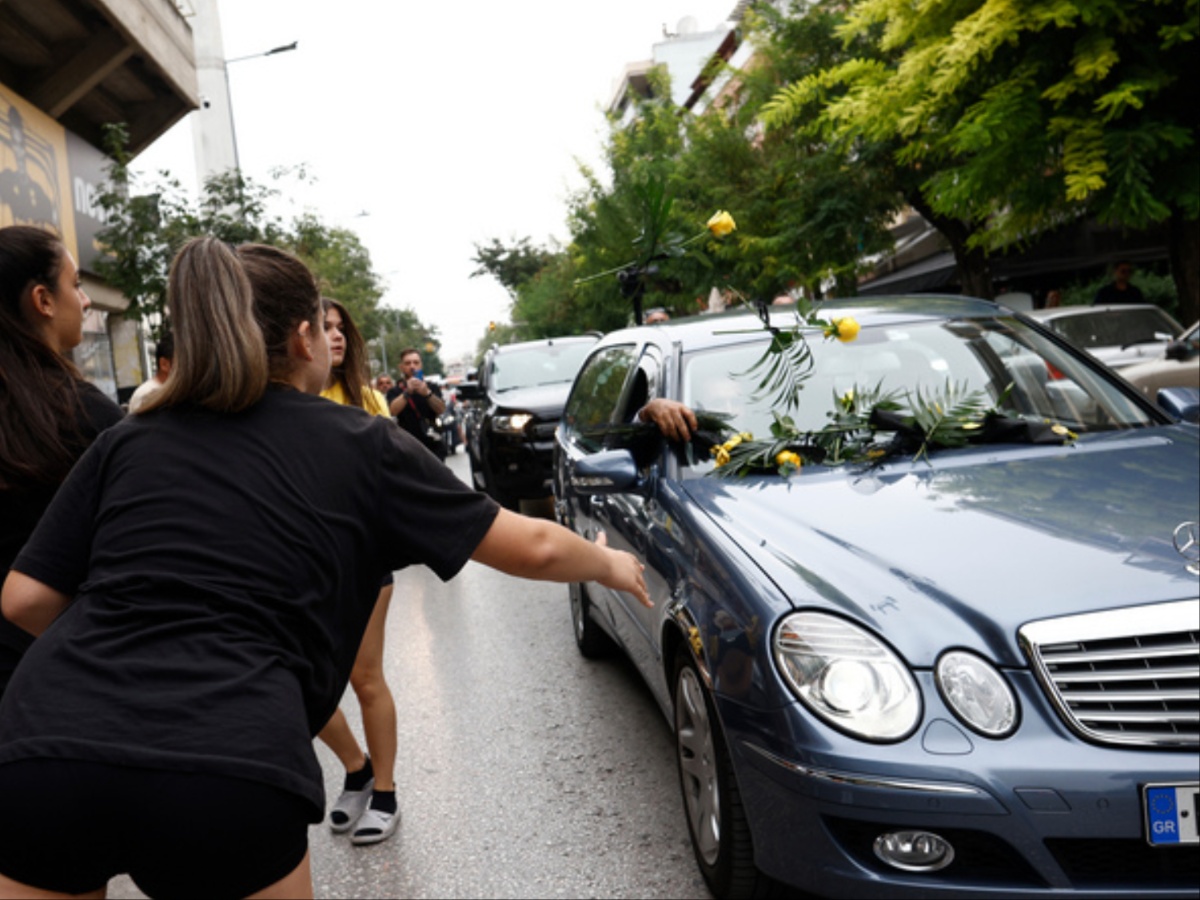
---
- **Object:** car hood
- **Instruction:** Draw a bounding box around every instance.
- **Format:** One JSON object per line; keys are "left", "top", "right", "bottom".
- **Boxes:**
{"left": 680, "top": 428, "right": 1200, "bottom": 667}
{"left": 1089, "top": 343, "right": 1173, "bottom": 369}
{"left": 489, "top": 382, "right": 573, "bottom": 417}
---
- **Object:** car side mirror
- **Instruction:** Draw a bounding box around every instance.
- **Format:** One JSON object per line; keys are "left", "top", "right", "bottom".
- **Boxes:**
{"left": 456, "top": 381, "right": 484, "bottom": 401}
{"left": 569, "top": 450, "right": 646, "bottom": 495}
{"left": 1164, "top": 340, "right": 1188, "bottom": 362}
{"left": 1156, "top": 387, "right": 1200, "bottom": 424}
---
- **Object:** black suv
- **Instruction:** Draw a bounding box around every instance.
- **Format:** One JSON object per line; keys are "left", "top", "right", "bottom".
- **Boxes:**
{"left": 459, "top": 335, "right": 598, "bottom": 508}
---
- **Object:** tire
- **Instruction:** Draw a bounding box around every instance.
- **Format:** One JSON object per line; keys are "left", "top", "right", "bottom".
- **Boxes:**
{"left": 469, "top": 451, "right": 487, "bottom": 492}
{"left": 674, "top": 647, "right": 766, "bottom": 899}
{"left": 570, "top": 582, "right": 614, "bottom": 659}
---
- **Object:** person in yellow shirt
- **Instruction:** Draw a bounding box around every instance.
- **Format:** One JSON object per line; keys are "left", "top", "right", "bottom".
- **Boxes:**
{"left": 317, "top": 297, "right": 400, "bottom": 844}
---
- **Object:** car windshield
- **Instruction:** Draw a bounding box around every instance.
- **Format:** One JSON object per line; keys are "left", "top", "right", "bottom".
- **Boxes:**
{"left": 680, "top": 315, "right": 1156, "bottom": 470}
{"left": 1045, "top": 307, "right": 1181, "bottom": 349}
{"left": 491, "top": 341, "right": 596, "bottom": 392}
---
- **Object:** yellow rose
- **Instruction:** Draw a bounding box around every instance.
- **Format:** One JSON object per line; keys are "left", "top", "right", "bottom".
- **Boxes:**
{"left": 776, "top": 450, "right": 802, "bottom": 469}
{"left": 738, "top": 431, "right": 754, "bottom": 442}
{"left": 707, "top": 210, "right": 736, "bottom": 238}
{"left": 724, "top": 434, "right": 743, "bottom": 450}
{"left": 839, "top": 389, "right": 855, "bottom": 410}
{"left": 713, "top": 446, "right": 731, "bottom": 467}
{"left": 829, "top": 316, "right": 860, "bottom": 343}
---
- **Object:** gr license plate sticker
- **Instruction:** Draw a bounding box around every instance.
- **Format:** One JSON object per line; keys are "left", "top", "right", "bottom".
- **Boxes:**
{"left": 1144, "top": 783, "right": 1200, "bottom": 846}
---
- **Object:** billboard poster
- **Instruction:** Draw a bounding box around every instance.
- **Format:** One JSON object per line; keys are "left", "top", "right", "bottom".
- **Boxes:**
{"left": 0, "top": 83, "right": 79, "bottom": 263}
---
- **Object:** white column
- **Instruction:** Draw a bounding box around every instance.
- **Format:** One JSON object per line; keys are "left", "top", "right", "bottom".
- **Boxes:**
{"left": 189, "top": 0, "right": 238, "bottom": 185}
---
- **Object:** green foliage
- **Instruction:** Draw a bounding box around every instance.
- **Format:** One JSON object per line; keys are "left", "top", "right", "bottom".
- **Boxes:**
{"left": 1059, "top": 269, "right": 1181, "bottom": 318}
{"left": 765, "top": 0, "right": 1199, "bottom": 264}
{"left": 469, "top": 237, "right": 557, "bottom": 298}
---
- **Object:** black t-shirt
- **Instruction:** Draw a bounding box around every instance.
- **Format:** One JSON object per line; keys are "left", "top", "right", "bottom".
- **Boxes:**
{"left": 0, "top": 387, "right": 498, "bottom": 816}
{"left": 0, "top": 380, "right": 123, "bottom": 696}
{"left": 1093, "top": 282, "right": 1146, "bottom": 305}
{"left": 386, "top": 383, "right": 441, "bottom": 437}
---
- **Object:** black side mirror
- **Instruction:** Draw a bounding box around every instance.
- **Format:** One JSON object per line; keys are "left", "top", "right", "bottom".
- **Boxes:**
{"left": 1164, "top": 340, "right": 1188, "bottom": 362}
{"left": 456, "top": 381, "right": 484, "bottom": 401}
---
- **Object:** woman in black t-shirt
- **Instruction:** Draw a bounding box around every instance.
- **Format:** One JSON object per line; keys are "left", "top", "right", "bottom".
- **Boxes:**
{"left": 0, "top": 239, "right": 646, "bottom": 900}
{"left": 0, "top": 225, "right": 122, "bottom": 700}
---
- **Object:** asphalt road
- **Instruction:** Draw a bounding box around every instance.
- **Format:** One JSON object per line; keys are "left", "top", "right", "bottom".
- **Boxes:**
{"left": 111, "top": 450, "right": 711, "bottom": 899}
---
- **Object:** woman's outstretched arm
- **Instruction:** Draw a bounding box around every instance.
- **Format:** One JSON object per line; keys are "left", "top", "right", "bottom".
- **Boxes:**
{"left": 471, "top": 509, "right": 650, "bottom": 607}
{"left": 1, "top": 571, "right": 71, "bottom": 637}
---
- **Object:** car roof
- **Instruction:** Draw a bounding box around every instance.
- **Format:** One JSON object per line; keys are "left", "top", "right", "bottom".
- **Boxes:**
{"left": 489, "top": 334, "right": 600, "bottom": 355}
{"left": 1027, "top": 304, "right": 1175, "bottom": 321}
{"left": 598, "top": 295, "right": 1009, "bottom": 352}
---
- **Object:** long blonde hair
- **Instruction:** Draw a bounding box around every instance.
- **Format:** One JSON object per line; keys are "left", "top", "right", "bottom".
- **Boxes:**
{"left": 142, "top": 238, "right": 268, "bottom": 413}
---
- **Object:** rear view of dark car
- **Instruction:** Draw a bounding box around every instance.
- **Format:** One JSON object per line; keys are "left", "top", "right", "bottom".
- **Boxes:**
{"left": 459, "top": 335, "right": 598, "bottom": 509}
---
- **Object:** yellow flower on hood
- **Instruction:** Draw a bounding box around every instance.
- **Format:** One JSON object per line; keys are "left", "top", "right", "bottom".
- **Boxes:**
{"left": 706, "top": 210, "right": 736, "bottom": 238}
{"left": 723, "top": 434, "right": 744, "bottom": 450}
{"left": 712, "top": 445, "right": 731, "bottom": 467}
{"left": 776, "top": 450, "right": 802, "bottom": 469}
{"left": 824, "top": 316, "right": 860, "bottom": 343}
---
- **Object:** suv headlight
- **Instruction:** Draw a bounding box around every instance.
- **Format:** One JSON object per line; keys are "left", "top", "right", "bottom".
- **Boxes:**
{"left": 935, "top": 650, "right": 1017, "bottom": 738}
{"left": 774, "top": 612, "right": 921, "bottom": 742}
{"left": 491, "top": 413, "right": 533, "bottom": 434}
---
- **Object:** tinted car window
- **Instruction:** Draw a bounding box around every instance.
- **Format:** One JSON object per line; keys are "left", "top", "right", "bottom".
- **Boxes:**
{"left": 491, "top": 341, "right": 598, "bottom": 392}
{"left": 562, "top": 344, "right": 637, "bottom": 452}
{"left": 1048, "top": 306, "right": 1181, "bottom": 349}
{"left": 680, "top": 316, "right": 1155, "bottom": 470}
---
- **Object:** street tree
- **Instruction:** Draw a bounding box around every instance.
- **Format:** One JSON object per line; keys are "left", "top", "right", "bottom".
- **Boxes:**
{"left": 763, "top": 0, "right": 1199, "bottom": 319}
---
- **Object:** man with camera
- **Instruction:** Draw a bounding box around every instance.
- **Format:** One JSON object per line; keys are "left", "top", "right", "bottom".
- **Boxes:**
{"left": 386, "top": 347, "right": 447, "bottom": 460}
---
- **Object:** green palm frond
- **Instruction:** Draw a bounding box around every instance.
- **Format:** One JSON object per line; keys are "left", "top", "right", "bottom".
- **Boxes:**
{"left": 737, "top": 328, "right": 816, "bottom": 413}
{"left": 909, "top": 379, "right": 991, "bottom": 463}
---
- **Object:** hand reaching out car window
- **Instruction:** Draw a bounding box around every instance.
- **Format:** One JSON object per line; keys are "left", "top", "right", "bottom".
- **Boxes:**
{"left": 636, "top": 398, "right": 699, "bottom": 442}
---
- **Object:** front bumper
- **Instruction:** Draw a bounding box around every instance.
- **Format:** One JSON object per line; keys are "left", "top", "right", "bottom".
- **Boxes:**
{"left": 727, "top": 671, "right": 1198, "bottom": 898}
{"left": 486, "top": 433, "right": 556, "bottom": 500}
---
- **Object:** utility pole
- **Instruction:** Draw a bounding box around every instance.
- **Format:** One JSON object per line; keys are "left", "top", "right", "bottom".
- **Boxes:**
{"left": 189, "top": 0, "right": 238, "bottom": 184}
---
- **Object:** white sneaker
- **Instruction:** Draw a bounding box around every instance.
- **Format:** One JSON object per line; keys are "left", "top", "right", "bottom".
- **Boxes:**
{"left": 351, "top": 806, "right": 400, "bottom": 845}
{"left": 328, "top": 777, "right": 374, "bottom": 833}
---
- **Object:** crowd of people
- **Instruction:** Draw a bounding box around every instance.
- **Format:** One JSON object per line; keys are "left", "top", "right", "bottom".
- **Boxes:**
{"left": 0, "top": 225, "right": 648, "bottom": 899}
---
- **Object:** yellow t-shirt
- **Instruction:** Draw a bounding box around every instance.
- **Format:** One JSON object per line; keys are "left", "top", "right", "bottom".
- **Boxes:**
{"left": 320, "top": 381, "right": 390, "bottom": 417}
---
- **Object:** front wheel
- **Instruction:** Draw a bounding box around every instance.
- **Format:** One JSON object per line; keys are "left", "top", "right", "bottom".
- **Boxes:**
{"left": 569, "top": 582, "right": 614, "bottom": 658}
{"left": 674, "top": 648, "right": 765, "bottom": 899}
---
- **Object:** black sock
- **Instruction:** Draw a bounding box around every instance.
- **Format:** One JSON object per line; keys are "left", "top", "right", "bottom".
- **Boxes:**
{"left": 369, "top": 789, "right": 397, "bottom": 814}
{"left": 344, "top": 756, "right": 374, "bottom": 792}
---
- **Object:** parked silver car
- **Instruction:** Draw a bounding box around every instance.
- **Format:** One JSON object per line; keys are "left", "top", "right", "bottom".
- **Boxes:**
{"left": 1028, "top": 304, "right": 1184, "bottom": 369}
{"left": 1122, "top": 321, "right": 1200, "bottom": 400}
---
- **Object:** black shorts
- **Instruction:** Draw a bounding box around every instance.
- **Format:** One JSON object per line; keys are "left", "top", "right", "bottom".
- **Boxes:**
{"left": 0, "top": 759, "right": 312, "bottom": 897}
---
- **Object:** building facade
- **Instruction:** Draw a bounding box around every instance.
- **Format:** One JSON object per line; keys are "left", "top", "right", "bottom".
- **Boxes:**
{"left": 0, "top": 0, "right": 198, "bottom": 400}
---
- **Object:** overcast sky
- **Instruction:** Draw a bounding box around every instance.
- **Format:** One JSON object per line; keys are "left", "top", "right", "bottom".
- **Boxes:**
{"left": 134, "top": 0, "right": 739, "bottom": 363}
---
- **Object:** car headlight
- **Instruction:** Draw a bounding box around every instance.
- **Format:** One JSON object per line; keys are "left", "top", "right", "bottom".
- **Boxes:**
{"left": 491, "top": 413, "right": 533, "bottom": 434}
{"left": 775, "top": 612, "right": 921, "bottom": 742}
{"left": 935, "top": 650, "right": 1018, "bottom": 738}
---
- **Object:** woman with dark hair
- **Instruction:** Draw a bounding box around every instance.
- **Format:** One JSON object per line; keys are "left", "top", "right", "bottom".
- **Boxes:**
{"left": 317, "top": 295, "right": 404, "bottom": 844}
{"left": 0, "top": 238, "right": 646, "bottom": 899}
{"left": 0, "top": 224, "right": 122, "bottom": 700}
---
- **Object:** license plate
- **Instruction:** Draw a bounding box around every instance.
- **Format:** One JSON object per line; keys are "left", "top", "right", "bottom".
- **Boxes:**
{"left": 1144, "top": 783, "right": 1200, "bottom": 846}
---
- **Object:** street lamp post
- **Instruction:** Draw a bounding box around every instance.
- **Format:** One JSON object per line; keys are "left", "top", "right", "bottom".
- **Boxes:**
{"left": 189, "top": 0, "right": 296, "bottom": 184}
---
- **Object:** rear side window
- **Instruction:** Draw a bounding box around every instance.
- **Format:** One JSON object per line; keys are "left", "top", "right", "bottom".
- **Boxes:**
{"left": 562, "top": 345, "right": 637, "bottom": 452}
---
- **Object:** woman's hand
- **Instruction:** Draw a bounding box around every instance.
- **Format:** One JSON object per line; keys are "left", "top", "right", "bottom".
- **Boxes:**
{"left": 594, "top": 531, "right": 650, "bottom": 608}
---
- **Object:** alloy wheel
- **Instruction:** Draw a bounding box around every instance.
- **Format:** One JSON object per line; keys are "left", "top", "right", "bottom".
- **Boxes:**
{"left": 676, "top": 665, "right": 721, "bottom": 866}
